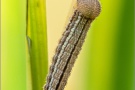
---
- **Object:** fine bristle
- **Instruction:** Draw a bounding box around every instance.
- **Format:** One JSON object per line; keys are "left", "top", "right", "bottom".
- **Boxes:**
{"left": 77, "top": 0, "right": 101, "bottom": 19}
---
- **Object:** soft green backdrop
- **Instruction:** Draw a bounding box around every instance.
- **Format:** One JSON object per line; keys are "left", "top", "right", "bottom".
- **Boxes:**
{"left": 1, "top": 0, "right": 134, "bottom": 90}
{"left": 2, "top": 0, "right": 27, "bottom": 90}
{"left": 83, "top": 0, "right": 134, "bottom": 90}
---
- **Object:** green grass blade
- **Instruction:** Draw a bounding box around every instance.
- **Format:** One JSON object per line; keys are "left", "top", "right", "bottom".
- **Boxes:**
{"left": 27, "top": 0, "right": 48, "bottom": 90}
{"left": 114, "top": 0, "right": 134, "bottom": 89}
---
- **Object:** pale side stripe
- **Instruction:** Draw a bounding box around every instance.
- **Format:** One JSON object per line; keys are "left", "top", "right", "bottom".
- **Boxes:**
{"left": 57, "top": 18, "right": 88, "bottom": 90}
{"left": 45, "top": 12, "right": 79, "bottom": 87}
{"left": 52, "top": 17, "right": 87, "bottom": 90}
{"left": 56, "top": 17, "right": 87, "bottom": 72}
{"left": 48, "top": 15, "right": 82, "bottom": 90}
{"left": 57, "top": 19, "right": 91, "bottom": 90}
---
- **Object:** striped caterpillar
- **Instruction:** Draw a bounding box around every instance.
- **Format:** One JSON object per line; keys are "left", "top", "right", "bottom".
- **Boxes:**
{"left": 44, "top": 0, "right": 101, "bottom": 90}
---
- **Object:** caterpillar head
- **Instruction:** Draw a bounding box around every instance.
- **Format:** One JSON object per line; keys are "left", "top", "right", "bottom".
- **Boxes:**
{"left": 77, "top": 0, "right": 101, "bottom": 19}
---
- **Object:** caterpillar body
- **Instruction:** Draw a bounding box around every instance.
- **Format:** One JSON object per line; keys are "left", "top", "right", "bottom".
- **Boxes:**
{"left": 44, "top": 0, "right": 101, "bottom": 90}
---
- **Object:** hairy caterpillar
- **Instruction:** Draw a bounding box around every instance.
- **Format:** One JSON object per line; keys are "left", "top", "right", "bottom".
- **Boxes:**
{"left": 44, "top": 0, "right": 101, "bottom": 90}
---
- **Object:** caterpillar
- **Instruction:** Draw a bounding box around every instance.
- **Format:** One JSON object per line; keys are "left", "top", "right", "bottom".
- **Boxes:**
{"left": 44, "top": 0, "right": 101, "bottom": 90}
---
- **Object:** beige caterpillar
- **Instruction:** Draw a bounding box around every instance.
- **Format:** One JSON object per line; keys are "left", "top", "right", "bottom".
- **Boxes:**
{"left": 44, "top": 0, "right": 101, "bottom": 90}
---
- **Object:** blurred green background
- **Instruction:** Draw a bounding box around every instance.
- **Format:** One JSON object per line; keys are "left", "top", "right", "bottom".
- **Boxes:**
{"left": 1, "top": 0, "right": 134, "bottom": 90}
